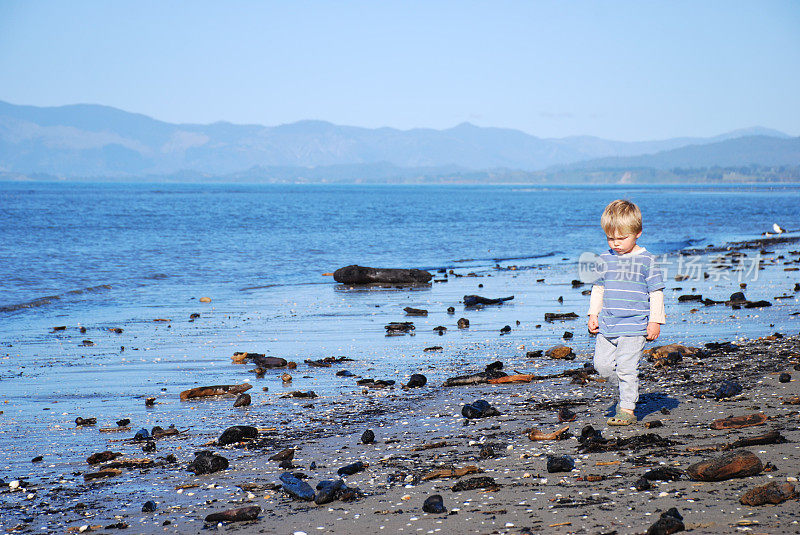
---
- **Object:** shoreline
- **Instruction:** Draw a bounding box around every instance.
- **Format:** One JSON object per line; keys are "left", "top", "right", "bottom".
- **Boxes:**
{"left": 2, "top": 234, "right": 800, "bottom": 534}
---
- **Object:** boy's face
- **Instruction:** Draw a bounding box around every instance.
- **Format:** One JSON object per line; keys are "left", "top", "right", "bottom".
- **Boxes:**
{"left": 606, "top": 230, "right": 642, "bottom": 255}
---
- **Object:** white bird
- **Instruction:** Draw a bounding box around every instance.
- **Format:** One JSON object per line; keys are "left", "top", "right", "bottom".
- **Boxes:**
{"left": 773, "top": 223, "right": 785, "bottom": 234}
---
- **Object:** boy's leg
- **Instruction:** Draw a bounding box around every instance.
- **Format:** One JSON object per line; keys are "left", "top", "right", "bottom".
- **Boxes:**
{"left": 593, "top": 334, "right": 619, "bottom": 390}
{"left": 615, "top": 336, "right": 646, "bottom": 411}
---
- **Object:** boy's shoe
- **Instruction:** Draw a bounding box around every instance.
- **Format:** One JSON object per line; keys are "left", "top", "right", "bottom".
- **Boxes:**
{"left": 607, "top": 411, "right": 637, "bottom": 426}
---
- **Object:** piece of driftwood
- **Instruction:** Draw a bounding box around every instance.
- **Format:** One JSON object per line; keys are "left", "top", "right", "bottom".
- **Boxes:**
{"left": 710, "top": 413, "right": 767, "bottom": 430}
{"left": 687, "top": 450, "right": 763, "bottom": 481}
{"left": 488, "top": 374, "right": 537, "bottom": 384}
{"left": 722, "top": 430, "right": 787, "bottom": 450}
{"left": 740, "top": 481, "right": 798, "bottom": 506}
{"left": 205, "top": 505, "right": 261, "bottom": 523}
{"left": 333, "top": 265, "right": 432, "bottom": 284}
{"left": 528, "top": 425, "right": 570, "bottom": 441}
{"left": 421, "top": 465, "right": 481, "bottom": 481}
{"left": 180, "top": 383, "right": 253, "bottom": 401}
{"left": 463, "top": 295, "right": 514, "bottom": 307}
{"left": 412, "top": 441, "right": 449, "bottom": 451}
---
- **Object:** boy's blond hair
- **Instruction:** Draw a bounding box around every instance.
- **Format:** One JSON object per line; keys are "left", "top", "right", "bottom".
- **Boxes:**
{"left": 601, "top": 200, "right": 642, "bottom": 236}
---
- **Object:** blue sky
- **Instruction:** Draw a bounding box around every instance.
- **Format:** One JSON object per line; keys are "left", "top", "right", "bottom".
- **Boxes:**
{"left": 0, "top": 0, "right": 798, "bottom": 140}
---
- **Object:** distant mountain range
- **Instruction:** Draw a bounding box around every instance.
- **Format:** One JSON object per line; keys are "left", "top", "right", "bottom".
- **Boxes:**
{"left": 0, "top": 100, "right": 797, "bottom": 182}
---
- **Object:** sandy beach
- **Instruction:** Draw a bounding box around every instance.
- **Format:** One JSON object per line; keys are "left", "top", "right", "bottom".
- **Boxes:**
{"left": 2, "top": 234, "right": 800, "bottom": 535}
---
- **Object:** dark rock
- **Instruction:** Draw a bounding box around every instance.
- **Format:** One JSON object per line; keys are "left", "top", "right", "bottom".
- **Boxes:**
{"left": 361, "top": 430, "right": 375, "bottom": 444}
{"left": 385, "top": 322, "right": 415, "bottom": 334}
{"left": 457, "top": 318, "right": 469, "bottom": 328}
{"left": 646, "top": 508, "right": 685, "bottom": 535}
{"left": 278, "top": 459, "right": 294, "bottom": 469}
{"left": 544, "top": 312, "right": 579, "bottom": 322}
{"left": 75, "top": 417, "right": 96, "bottom": 426}
{"left": 687, "top": 450, "right": 763, "bottom": 481}
{"left": 142, "top": 441, "right": 156, "bottom": 453}
{"left": 145, "top": 397, "right": 155, "bottom": 407}
{"left": 714, "top": 380, "right": 743, "bottom": 400}
{"left": 571, "top": 280, "right": 584, "bottom": 288}
{"left": 729, "top": 291, "right": 746, "bottom": 303}
{"left": 31, "top": 455, "right": 43, "bottom": 462}
{"left": 81, "top": 339, "right": 95, "bottom": 346}
{"left": 205, "top": 505, "right": 261, "bottom": 523}
{"left": 406, "top": 374, "right": 427, "bottom": 388}
{"left": 404, "top": 307, "right": 428, "bottom": 316}
{"left": 451, "top": 476, "right": 497, "bottom": 492}
{"left": 133, "top": 428, "right": 150, "bottom": 441}
{"left": 337, "top": 461, "right": 368, "bottom": 477}
{"left": 315, "top": 479, "right": 345, "bottom": 505}
{"left": 526, "top": 350, "right": 543, "bottom": 359}
{"left": 447, "top": 307, "right": 455, "bottom": 314}
{"left": 333, "top": 265, "right": 432, "bottom": 284}
{"left": 479, "top": 444, "right": 495, "bottom": 458}
{"left": 779, "top": 372, "right": 791, "bottom": 383}
{"left": 233, "top": 393, "right": 251, "bottom": 407}
{"left": 87, "top": 451, "right": 121, "bottom": 465}
{"left": 249, "top": 355, "right": 288, "bottom": 368}
{"left": 558, "top": 408, "right": 577, "bottom": 422}
{"left": 486, "top": 361, "right": 503, "bottom": 372}
{"left": 116, "top": 418, "right": 130, "bottom": 427}
{"left": 463, "top": 295, "right": 514, "bottom": 307}
{"left": 336, "top": 370, "right": 355, "bottom": 377}
{"left": 563, "top": 331, "right": 573, "bottom": 339}
{"left": 141, "top": 501, "right": 156, "bottom": 513}
{"left": 339, "top": 486, "right": 363, "bottom": 502}
{"left": 189, "top": 451, "right": 229, "bottom": 474}
{"left": 578, "top": 425, "right": 604, "bottom": 444}
{"left": 677, "top": 294, "right": 703, "bottom": 302}
{"left": 280, "top": 472, "right": 315, "bottom": 501}
{"left": 461, "top": 400, "right": 500, "bottom": 419}
{"left": 218, "top": 425, "right": 258, "bottom": 445}
{"left": 424, "top": 345, "right": 443, "bottom": 351}
{"left": 500, "top": 325, "right": 511, "bottom": 333}
{"left": 269, "top": 448, "right": 295, "bottom": 462}
{"left": 545, "top": 345, "right": 575, "bottom": 360}
{"left": 635, "top": 477, "right": 652, "bottom": 491}
{"left": 547, "top": 455, "right": 575, "bottom": 473}
{"left": 643, "top": 467, "right": 683, "bottom": 481}
{"left": 422, "top": 494, "right": 447, "bottom": 514}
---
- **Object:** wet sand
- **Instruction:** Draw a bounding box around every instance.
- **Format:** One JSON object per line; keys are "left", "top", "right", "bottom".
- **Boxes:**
{"left": 2, "top": 235, "right": 800, "bottom": 534}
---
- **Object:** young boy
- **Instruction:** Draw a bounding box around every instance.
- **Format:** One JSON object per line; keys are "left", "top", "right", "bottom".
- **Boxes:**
{"left": 587, "top": 200, "right": 665, "bottom": 425}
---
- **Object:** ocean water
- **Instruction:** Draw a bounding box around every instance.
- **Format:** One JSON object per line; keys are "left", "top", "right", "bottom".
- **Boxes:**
{"left": 3, "top": 182, "right": 800, "bottom": 315}
{"left": 1, "top": 181, "right": 800, "bottom": 510}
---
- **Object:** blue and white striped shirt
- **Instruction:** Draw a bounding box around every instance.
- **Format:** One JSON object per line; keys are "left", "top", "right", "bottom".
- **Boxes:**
{"left": 596, "top": 249, "right": 664, "bottom": 337}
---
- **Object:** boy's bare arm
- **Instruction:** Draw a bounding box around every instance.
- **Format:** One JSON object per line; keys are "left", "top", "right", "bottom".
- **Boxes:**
{"left": 587, "top": 285, "right": 603, "bottom": 333}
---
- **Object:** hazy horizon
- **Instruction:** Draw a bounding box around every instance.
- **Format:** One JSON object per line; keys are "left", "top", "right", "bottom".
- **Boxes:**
{"left": 1, "top": 1, "right": 798, "bottom": 141}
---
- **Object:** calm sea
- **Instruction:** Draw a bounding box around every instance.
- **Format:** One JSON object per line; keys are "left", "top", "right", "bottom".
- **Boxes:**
{"left": 3, "top": 182, "right": 800, "bottom": 321}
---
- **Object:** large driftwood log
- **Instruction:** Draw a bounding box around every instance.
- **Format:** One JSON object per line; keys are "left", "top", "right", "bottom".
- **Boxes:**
{"left": 463, "top": 295, "right": 514, "bottom": 307}
{"left": 180, "top": 383, "right": 253, "bottom": 401}
{"left": 333, "top": 265, "right": 432, "bottom": 284}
